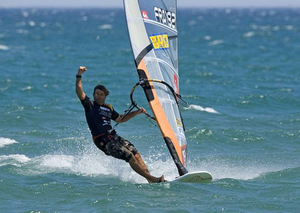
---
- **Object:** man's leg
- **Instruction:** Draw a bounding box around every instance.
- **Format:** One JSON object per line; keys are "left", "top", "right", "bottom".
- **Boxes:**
{"left": 134, "top": 152, "right": 150, "bottom": 173}
{"left": 105, "top": 137, "right": 164, "bottom": 183}
{"left": 128, "top": 154, "right": 164, "bottom": 183}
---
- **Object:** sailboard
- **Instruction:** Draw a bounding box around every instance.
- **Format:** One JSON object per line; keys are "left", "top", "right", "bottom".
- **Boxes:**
{"left": 171, "top": 171, "right": 212, "bottom": 183}
{"left": 123, "top": 0, "right": 211, "bottom": 181}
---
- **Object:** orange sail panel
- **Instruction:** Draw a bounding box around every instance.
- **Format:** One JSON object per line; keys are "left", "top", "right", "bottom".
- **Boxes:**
{"left": 137, "top": 60, "right": 184, "bottom": 164}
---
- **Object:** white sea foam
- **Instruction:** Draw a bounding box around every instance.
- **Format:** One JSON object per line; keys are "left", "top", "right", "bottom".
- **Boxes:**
{"left": 28, "top": 21, "right": 36, "bottom": 27}
{"left": 28, "top": 151, "right": 132, "bottom": 182}
{"left": 187, "top": 156, "right": 291, "bottom": 181}
{"left": 21, "top": 143, "right": 172, "bottom": 183}
{"left": 21, "top": 86, "right": 33, "bottom": 91}
{"left": 98, "top": 24, "right": 113, "bottom": 30}
{"left": 40, "top": 154, "right": 75, "bottom": 169}
{"left": 0, "top": 154, "right": 31, "bottom": 167}
{"left": 204, "top": 35, "right": 211, "bottom": 40}
{"left": 185, "top": 104, "right": 219, "bottom": 114}
{"left": 0, "top": 137, "right": 18, "bottom": 148}
{"left": 243, "top": 31, "right": 255, "bottom": 38}
{"left": 0, "top": 45, "right": 9, "bottom": 51}
{"left": 208, "top": 39, "right": 223, "bottom": 46}
{"left": 285, "top": 25, "right": 294, "bottom": 30}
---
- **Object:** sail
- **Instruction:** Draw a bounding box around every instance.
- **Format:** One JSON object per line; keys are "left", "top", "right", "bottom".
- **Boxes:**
{"left": 124, "top": 0, "right": 188, "bottom": 176}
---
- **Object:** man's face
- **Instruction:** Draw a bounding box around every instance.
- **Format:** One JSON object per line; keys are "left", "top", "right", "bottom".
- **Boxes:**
{"left": 93, "top": 89, "right": 106, "bottom": 105}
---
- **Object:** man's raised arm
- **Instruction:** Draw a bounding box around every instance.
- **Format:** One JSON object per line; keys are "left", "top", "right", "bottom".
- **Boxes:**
{"left": 75, "top": 66, "right": 87, "bottom": 100}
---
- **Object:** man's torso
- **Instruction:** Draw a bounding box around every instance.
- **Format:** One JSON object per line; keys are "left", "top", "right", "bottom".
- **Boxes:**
{"left": 81, "top": 95, "right": 119, "bottom": 136}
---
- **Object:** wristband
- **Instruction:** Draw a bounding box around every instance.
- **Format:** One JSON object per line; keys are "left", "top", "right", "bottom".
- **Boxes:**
{"left": 76, "top": 75, "right": 82, "bottom": 78}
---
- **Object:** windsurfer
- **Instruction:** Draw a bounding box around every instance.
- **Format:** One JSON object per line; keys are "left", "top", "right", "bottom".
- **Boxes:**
{"left": 75, "top": 66, "right": 164, "bottom": 183}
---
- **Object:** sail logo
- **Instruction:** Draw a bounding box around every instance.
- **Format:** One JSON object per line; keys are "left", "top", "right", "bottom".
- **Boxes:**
{"left": 176, "top": 118, "right": 182, "bottom": 127}
{"left": 149, "top": 33, "right": 169, "bottom": 50}
{"left": 154, "top": 7, "right": 176, "bottom": 29}
{"left": 174, "top": 74, "right": 179, "bottom": 94}
{"left": 141, "top": 10, "right": 149, "bottom": 19}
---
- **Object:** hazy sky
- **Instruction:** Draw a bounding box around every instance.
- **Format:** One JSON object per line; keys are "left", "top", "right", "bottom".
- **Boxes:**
{"left": 1, "top": 0, "right": 300, "bottom": 8}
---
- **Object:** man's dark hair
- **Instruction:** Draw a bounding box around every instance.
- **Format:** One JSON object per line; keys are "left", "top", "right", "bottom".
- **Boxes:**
{"left": 93, "top": 85, "right": 109, "bottom": 96}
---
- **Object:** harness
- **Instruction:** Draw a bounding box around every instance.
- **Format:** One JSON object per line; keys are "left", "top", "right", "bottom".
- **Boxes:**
{"left": 92, "top": 130, "right": 117, "bottom": 141}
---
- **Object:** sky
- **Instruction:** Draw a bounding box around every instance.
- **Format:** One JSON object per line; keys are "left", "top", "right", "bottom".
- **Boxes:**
{"left": 1, "top": 0, "right": 300, "bottom": 8}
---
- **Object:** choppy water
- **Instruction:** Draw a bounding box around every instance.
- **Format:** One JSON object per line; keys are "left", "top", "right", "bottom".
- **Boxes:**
{"left": 1, "top": 8, "right": 300, "bottom": 212}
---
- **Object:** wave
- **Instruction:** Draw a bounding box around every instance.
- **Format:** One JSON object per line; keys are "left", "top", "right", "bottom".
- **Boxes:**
{"left": 0, "top": 141, "right": 177, "bottom": 183}
{"left": 2, "top": 148, "right": 298, "bottom": 184}
{"left": 33, "top": 152, "right": 172, "bottom": 183}
{"left": 98, "top": 24, "right": 113, "bottom": 30}
{"left": 0, "top": 154, "right": 31, "bottom": 167}
{"left": 0, "top": 44, "right": 9, "bottom": 51}
{"left": 208, "top": 40, "right": 223, "bottom": 46}
{"left": 243, "top": 31, "right": 255, "bottom": 38}
{"left": 185, "top": 155, "right": 299, "bottom": 182}
{"left": 255, "top": 166, "right": 300, "bottom": 182}
{"left": 1, "top": 136, "right": 296, "bottom": 184}
{"left": 184, "top": 104, "right": 219, "bottom": 114}
{"left": 0, "top": 145, "right": 158, "bottom": 183}
{"left": 0, "top": 137, "right": 18, "bottom": 148}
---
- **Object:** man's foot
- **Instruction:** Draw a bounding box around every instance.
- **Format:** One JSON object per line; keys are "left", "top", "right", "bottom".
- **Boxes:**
{"left": 157, "top": 175, "right": 166, "bottom": 183}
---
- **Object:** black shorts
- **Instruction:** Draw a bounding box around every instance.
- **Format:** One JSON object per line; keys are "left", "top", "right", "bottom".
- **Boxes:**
{"left": 93, "top": 132, "right": 138, "bottom": 162}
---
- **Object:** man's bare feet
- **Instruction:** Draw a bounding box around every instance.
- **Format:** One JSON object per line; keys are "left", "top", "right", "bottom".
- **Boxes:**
{"left": 157, "top": 175, "right": 165, "bottom": 183}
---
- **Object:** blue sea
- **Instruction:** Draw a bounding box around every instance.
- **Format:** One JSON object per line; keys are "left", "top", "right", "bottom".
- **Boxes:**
{"left": 1, "top": 7, "right": 300, "bottom": 212}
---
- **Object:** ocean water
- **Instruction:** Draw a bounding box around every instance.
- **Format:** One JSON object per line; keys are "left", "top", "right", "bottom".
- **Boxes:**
{"left": 1, "top": 7, "right": 300, "bottom": 212}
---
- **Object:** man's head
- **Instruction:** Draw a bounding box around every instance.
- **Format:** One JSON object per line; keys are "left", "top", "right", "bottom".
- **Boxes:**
{"left": 93, "top": 85, "right": 109, "bottom": 96}
{"left": 93, "top": 85, "right": 109, "bottom": 105}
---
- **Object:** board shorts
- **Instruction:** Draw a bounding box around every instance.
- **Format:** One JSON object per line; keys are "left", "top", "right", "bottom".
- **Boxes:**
{"left": 93, "top": 131, "right": 138, "bottom": 162}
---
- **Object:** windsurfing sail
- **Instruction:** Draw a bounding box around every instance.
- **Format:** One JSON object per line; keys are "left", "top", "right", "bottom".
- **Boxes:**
{"left": 124, "top": 0, "right": 188, "bottom": 176}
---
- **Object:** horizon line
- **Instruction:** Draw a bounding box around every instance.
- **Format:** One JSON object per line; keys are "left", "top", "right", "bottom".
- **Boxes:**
{"left": 1, "top": 5, "right": 300, "bottom": 9}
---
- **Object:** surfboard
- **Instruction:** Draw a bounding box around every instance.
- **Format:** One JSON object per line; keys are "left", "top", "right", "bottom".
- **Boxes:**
{"left": 171, "top": 171, "right": 212, "bottom": 183}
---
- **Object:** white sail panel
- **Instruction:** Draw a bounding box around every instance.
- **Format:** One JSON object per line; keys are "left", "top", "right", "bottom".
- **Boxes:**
{"left": 124, "top": 0, "right": 150, "bottom": 60}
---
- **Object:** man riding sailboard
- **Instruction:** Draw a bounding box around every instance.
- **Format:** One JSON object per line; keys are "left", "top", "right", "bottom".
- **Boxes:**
{"left": 75, "top": 66, "right": 165, "bottom": 183}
